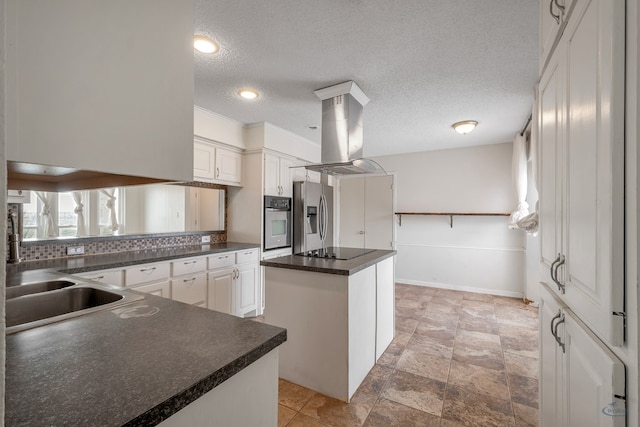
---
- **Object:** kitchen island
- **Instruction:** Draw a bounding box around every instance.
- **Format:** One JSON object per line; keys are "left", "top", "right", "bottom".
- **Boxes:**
{"left": 261, "top": 249, "right": 396, "bottom": 402}
{"left": 6, "top": 243, "right": 286, "bottom": 426}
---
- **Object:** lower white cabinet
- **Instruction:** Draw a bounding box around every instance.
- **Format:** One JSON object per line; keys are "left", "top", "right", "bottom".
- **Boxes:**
{"left": 77, "top": 268, "right": 124, "bottom": 287}
{"left": 171, "top": 273, "right": 207, "bottom": 306}
{"left": 133, "top": 281, "right": 171, "bottom": 298}
{"left": 207, "top": 248, "right": 260, "bottom": 317}
{"left": 539, "top": 283, "right": 626, "bottom": 426}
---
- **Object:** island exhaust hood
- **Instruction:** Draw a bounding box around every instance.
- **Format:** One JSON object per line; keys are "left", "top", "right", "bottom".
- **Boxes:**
{"left": 306, "top": 81, "right": 386, "bottom": 176}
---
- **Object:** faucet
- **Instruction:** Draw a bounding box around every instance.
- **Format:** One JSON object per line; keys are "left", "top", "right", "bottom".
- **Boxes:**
{"left": 8, "top": 209, "right": 22, "bottom": 264}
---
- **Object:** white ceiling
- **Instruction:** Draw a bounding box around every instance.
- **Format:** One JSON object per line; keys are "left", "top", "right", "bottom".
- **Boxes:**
{"left": 194, "top": 1, "right": 539, "bottom": 157}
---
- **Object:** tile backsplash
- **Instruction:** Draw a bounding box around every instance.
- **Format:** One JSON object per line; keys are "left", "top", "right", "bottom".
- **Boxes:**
{"left": 17, "top": 231, "right": 227, "bottom": 262}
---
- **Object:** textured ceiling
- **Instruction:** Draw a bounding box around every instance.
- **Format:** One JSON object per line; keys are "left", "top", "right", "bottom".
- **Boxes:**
{"left": 194, "top": 0, "right": 539, "bottom": 157}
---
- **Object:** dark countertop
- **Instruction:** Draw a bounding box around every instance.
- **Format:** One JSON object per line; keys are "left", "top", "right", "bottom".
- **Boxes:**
{"left": 5, "top": 242, "right": 286, "bottom": 426}
{"left": 6, "top": 294, "right": 286, "bottom": 426}
{"left": 7, "top": 242, "right": 259, "bottom": 287}
{"left": 260, "top": 249, "right": 396, "bottom": 276}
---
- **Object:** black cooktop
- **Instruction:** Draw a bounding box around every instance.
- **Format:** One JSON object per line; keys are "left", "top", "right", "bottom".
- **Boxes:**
{"left": 297, "top": 247, "right": 376, "bottom": 260}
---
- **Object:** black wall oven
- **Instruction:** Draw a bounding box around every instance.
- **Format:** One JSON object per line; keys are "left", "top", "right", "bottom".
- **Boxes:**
{"left": 264, "top": 196, "right": 292, "bottom": 251}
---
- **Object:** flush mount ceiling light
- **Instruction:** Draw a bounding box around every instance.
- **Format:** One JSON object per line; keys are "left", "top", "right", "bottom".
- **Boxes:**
{"left": 238, "top": 88, "right": 259, "bottom": 100}
{"left": 193, "top": 35, "right": 219, "bottom": 54}
{"left": 452, "top": 120, "right": 478, "bottom": 135}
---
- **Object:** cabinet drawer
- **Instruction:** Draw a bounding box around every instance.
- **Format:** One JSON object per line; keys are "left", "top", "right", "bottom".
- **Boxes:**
{"left": 208, "top": 252, "right": 236, "bottom": 269}
{"left": 124, "top": 262, "right": 171, "bottom": 286}
{"left": 171, "top": 256, "right": 206, "bottom": 277}
{"left": 171, "top": 273, "right": 207, "bottom": 305}
{"left": 78, "top": 269, "right": 123, "bottom": 287}
{"left": 236, "top": 249, "right": 259, "bottom": 264}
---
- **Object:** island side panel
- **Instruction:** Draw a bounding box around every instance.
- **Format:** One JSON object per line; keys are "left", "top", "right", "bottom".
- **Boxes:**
{"left": 157, "top": 348, "right": 279, "bottom": 427}
{"left": 376, "top": 256, "right": 396, "bottom": 360}
{"left": 347, "top": 265, "right": 377, "bottom": 399}
{"left": 264, "top": 267, "right": 350, "bottom": 401}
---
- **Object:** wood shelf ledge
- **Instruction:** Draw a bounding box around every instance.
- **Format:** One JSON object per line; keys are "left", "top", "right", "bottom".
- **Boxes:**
{"left": 394, "top": 212, "right": 510, "bottom": 227}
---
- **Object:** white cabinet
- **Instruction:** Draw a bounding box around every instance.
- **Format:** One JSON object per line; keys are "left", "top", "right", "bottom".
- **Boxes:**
{"left": 77, "top": 268, "right": 124, "bottom": 287}
{"left": 207, "top": 248, "right": 260, "bottom": 317}
{"left": 124, "top": 262, "right": 171, "bottom": 287}
{"left": 194, "top": 140, "right": 242, "bottom": 186}
{"left": 134, "top": 281, "right": 171, "bottom": 298}
{"left": 5, "top": 1, "right": 193, "bottom": 182}
{"left": 537, "top": 0, "right": 625, "bottom": 346}
{"left": 171, "top": 273, "right": 207, "bottom": 306}
{"left": 264, "top": 152, "right": 295, "bottom": 197}
{"left": 539, "top": 283, "right": 626, "bottom": 427}
{"left": 540, "top": 0, "right": 576, "bottom": 72}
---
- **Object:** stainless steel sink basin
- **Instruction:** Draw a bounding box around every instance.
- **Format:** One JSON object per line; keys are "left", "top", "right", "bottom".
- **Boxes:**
{"left": 6, "top": 280, "right": 144, "bottom": 334}
{"left": 6, "top": 280, "right": 76, "bottom": 299}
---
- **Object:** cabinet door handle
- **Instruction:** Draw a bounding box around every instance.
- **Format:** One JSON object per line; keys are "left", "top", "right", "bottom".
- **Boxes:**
{"left": 218, "top": 255, "right": 229, "bottom": 260}
{"left": 183, "top": 277, "right": 197, "bottom": 284}
{"left": 244, "top": 251, "right": 253, "bottom": 255}
{"left": 553, "top": 0, "right": 565, "bottom": 12}
{"left": 183, "top": 260, "right": 198, "bottom": 265}
{"left": 216, "top": 167, "right": 220, "bottom": 178}
{"left": 553, "top": 315, "right": 566, "bottom": 353}
{"left": 140, "top": 267, "right": 157, "bottom": 272}
{"left": 550, "top": 253, "right": 561, "bottom": 284}
{"left": 550, "top": 309, "right": 562, "bottom": 339}
{"left": 549, "top": 0, "right": 560, "bottom": 24}
{"left": 359, "top": 230, "right": 364, "bottom": 235}
{"left": 553, "top": 255, "right": 566, "bottom": 294}
{"left": 88, "top": 275, "right": 105, "bottom": 280}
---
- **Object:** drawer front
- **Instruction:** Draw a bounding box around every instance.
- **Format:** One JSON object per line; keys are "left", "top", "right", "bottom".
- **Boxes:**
{"left": 236, "top": 249, "right": 259, "bottom": 265}
{"left": 171, "top": 256, "right": 207, "bottom": 277}
{"left": 125, "top": 262, "right": 171, "bottom": 286}
{"left": 78, "top": 270, "right": 123, "bottom": 287}
{"left": 171, "top": 273, "right": 207, "bottom": 305}
{"left": 133, "top": 281, "right": 171, "bottom": 299}
{"left": 208, "top": 252, "right": 236, "bottom": 269}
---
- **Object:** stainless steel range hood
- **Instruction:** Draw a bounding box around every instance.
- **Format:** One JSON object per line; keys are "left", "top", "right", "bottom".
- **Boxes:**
{"left": 307, "top": 81, "right": 386, "bottom": 176}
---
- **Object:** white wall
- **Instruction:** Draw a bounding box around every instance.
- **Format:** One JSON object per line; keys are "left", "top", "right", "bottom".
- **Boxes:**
{"left": 372, "top": 142, "right": 527, "bottom": 297}
{"left": 194, "top": 106, "right": 245, "bottom": 149}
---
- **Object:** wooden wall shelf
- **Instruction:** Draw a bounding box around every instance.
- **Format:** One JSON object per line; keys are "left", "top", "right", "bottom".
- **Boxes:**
{"left": 394, "top": 212, "right": 511, "bottom": 227}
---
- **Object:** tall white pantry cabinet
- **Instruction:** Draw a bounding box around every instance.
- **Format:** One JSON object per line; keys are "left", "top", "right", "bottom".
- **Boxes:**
{"left": 537, "top": 0, "right": 627, "bottom": 425}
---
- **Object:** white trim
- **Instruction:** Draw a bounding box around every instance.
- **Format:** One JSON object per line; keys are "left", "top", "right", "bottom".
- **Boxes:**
{"left": 193, "top": 104, "right": 245, "bottom": 127}
{"left": 313, "top": 81, "right": 370, "bottom": 106}
{"left": 395, "top": 279, "right": 524, "bottom": 299}
{"left": 396, "top": 242, "right": 525, "bottom": 252}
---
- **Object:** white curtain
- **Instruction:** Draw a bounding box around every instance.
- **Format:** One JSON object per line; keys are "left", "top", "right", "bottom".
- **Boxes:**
{"left": 100, "top": 188, "right": 119, "bottom": 232}
{"left": 508, "top": 133, "right": 530, "bottom": 229}
{"left": 35, "top": 191, "right": 56, "bottom": 238}
{"left": 72, "top": 191, "right": 87, "bottom": 237}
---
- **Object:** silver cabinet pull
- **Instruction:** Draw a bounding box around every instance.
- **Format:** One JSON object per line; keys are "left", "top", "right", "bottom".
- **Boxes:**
{"left": 244, "top": 251, "right": 253, "bottom": 255}
{"left": 218, "top": 255, "right": 229, "bottom": 260}
{"left": 553, "top": 315, "right": 566, "bottom": 353}
{"left": 359, "top": 230, "right": 364, "bottom": 235}
{"left": 89, "top": 275, "right": 105, "bottom": 280}
{"left": 550, "top": 253, "right": 561, "bottom": 286}
{"left": 140, "top": 267, "right": 157, "bottom": 272}
{"left": 549, "top": 0, "right": 560, "bottom": 24}
{"left": 550, "top": 310, "right": 562, "bottom": 339}
{"left": 183, "top": 277, "right": 197, "bottom": 284}
{"left": 183, "top": 260, "right": 198, "bottom": 265}
{"left": 553, "top": 0, "right": 565, "bottom": 12}
{"left": 552, "top": 255, "right": 566, "bottom": 294}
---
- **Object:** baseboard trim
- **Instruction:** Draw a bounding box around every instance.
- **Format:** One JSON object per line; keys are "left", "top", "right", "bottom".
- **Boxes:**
{"left": 395, "top": 279, "right": 524, "bottom": 299}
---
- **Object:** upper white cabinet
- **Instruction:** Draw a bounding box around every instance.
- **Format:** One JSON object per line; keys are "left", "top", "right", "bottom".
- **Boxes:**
{"left": 538, "top": 0, "right": 625, "bottom": 346}
{"left": 194, "top": 140, "right": 243, "bottom": 186}
{"left": 5, "top": 1, "right": 194, "bottom": 181}
{"left": 540, "top": 0, "right": 576, "bottom": 72}
{"left": 264, "top": 152, "right": 295, "bottom": 197}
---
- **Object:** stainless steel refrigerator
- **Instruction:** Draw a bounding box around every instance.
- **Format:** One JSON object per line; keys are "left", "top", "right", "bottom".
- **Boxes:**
{"left": 293, "top": 181, "right": 333, "bottom": 254}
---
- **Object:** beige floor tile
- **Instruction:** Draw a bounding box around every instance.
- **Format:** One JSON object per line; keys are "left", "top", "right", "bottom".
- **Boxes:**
{"left": 504, "top": 352, "right": 539, "bottom": 379}
{"left": 286, "top": 412, "right": 331, "bottom": 427}
{"left": 422, "top": 309, "right": 460, "bottom": 325}
{"left": 452, "top": 330, "right": 505, "bottom": 371}
{"left": 442, "top": 384, "right": 515, "bottom": 427}
{"left": 395, "top": 317, "right": 419, "bottom": 333}
{"left": 431, "top": 296, "right": 464, "bottom": 307}
{"left": 396, "top": 305, "right": 426, "bottom": 319}
{"left": 414, "top": 319, "right": 457, "bottom": 345}
{"left": 279, "top": 404, "right": 298, "bottom": 427}
{"left": 391, "top": 330, "right": 413, "bottom": 346}
{"left": 508, "top": 374, "right": 539, "bottom": 409}
{"left": 396, "top": 298, "right": 427, "bottom": 309}
{"left": 381, "top": 370, "right": 446, "bottom": 416}
{"left": 279, "top": 379, "right": 317, "bottom": 411}
{"left": 457, "top": 312, "right": 500, "bottom": 335}
{"left": 513, "top": 402, "right": 539, "bottom": 427}
{"left": 499, "top": 326, "right": 539, "bottom": 359}
{"left": 396, "top": 348, "right": 452, "bottom": 382}
{"left": 377, "top": 341, "right": 405, "bottom": 368}
{"left": 447, "top": 360, "right": 510, "bottom": 400}
{"left": 363, "top": 398, "right": 441, "bottom": 427}
{"left": 427, "top": 302, "right": 461, "bottom": 315}
{"left": 300, "top": 390, "right": 378, "bottom": 427}
{"left": 357, "top": 364, "right": 394, "bottom": 396}
{"left": 406, "top": 334, "right": 454, "bottom": 359}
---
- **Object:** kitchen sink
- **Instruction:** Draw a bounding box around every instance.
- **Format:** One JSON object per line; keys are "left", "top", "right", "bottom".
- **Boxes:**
{"left": 6, "top": 281, "right": 144, "bottom": 334}
{"left": 6, "top": 280, "right": 76, "bottom": 300}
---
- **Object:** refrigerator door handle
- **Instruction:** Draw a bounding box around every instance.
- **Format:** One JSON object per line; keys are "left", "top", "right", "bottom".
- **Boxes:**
{"left": 319, "top": 194, "right": 327, "bottom": 242}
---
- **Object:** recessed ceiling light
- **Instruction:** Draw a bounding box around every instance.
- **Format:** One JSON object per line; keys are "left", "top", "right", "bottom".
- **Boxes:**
{"left": 239, "top": 89, "right": 259, "bottom": 100}
{"left": 452, "top": 120, "right": 478, "bottom": 135}
{"left": 193, "top": 35, "right": 219, "bottom": 54}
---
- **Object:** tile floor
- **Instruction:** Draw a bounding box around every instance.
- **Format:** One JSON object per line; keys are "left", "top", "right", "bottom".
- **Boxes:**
{"left": 276, "top": 283, "right": 540, "bottom": 427}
